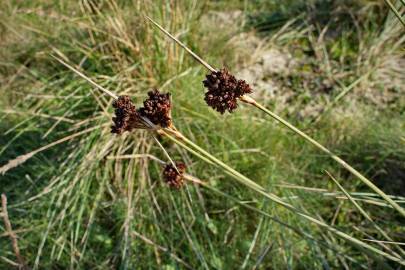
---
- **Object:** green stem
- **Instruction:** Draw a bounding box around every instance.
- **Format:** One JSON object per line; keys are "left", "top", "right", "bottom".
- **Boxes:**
{"left": 240, "top": 95, "right": 405, "bottom": 218}
{"left": 161, "top": 129, "right": 405, "bottom": 266}
{"left": 326, "top": 170, "right": 405, "bottom": 258}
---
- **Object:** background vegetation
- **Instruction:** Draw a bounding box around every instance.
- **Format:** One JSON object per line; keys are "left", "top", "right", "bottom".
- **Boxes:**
{"left": 0, "top": 0, "right": 404, "bottom": 269}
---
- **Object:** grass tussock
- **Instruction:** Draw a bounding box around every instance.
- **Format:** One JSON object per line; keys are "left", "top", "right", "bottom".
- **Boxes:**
{"left": 0, "top": 0, "right": 404, "bottom": 269}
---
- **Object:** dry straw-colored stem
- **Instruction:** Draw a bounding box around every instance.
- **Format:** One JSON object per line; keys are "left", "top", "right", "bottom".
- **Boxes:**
{"left": 51, "top": 55, "right": 118, "bottom": 99}
{"left": 146, "top": 16, "right": 405, "bottom": 218}
{"left": 145, "top": 16, "right": 217, "bottom": 73}
{"left": 0, "top": 125, "right": 103, "bottom": 175}
{"left": 383, "top": 0, "right": 405, "bottom": 27}
{"left": 1, "top": 194, "right": 29, "bottom": 270}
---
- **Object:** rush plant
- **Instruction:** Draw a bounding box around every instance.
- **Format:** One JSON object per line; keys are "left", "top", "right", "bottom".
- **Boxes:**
{"left": 1, "top": 2, "right": 403, "bottom": 268}
{"left": 45, "top": 55, "right": 404, "bottom": 266}
{"left": 145, "top": 16, "right": 405, "bottom": 219}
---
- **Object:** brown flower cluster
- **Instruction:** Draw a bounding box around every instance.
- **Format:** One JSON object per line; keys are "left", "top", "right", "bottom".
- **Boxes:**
{"left": 111, "top": 90, "right": 172, "bottom": 134}
{"left": 163, "top": 162, "right": 187, "bottom": 188}
{"left": 111, "top": 95, "right": 145, "bottom": 134}
{"left": 138, "top": 90, "right": 172, "bottom": 128}
{"left": 203, "top": 68, "right": 252, "bottom": 114}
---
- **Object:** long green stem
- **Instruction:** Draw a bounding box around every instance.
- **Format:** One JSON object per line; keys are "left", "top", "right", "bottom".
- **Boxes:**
{"left": 325, "top": 171, "right": 405, "bottom": 258}
{"left": 161, "top": 129, "right": 405, "bottom": 266}
{"left": 240, "top": 95, "right": 405, "bottom": 218}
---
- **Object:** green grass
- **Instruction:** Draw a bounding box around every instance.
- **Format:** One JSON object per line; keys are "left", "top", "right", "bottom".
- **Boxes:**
{"left": 1, "top": 0, "right": 404, "bottom": 269}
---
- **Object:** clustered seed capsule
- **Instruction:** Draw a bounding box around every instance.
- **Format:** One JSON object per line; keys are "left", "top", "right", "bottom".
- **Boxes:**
{"left": 163, "top": 162, "right": 187, "bottom": 188}
{"left": 203, "top": 68, "right": 252, "bottom": 114}
{"left": 111, "top": 90, "right": 173, "bottom": 134}
{"left": 138, "top": 89, "right": 172, "bottom": 128}
{"left": 111, "top": 95, "right": 145, "bottom": 134}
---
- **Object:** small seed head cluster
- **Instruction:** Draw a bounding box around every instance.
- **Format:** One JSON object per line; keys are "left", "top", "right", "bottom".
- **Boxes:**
{"left": 111, "top": 90, "right": 172, "bottom": 134}
{"left": 163, "top": 162, "right": 187, "bottom": 188}
{"left": 138, "top": 89, "right": 172, "bottom": 128}
{"left": 203, "top": 68, "right": 252, "bottom": 114}
{"left": 111, "top": 96, "right": 146, "bottom": 134}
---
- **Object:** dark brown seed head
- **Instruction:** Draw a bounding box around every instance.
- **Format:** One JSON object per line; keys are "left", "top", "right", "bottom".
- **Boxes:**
{"left": 203, "top": 68, "right": 252, "bottom": 114}
{"left": 138, "top": 89, "right": 172, "bottom": 128}
{"left": 111, "top": 95, "right": 146, "bottom": 134}
{"left": 163, "top": 162, "right": 187, "bottom": 189}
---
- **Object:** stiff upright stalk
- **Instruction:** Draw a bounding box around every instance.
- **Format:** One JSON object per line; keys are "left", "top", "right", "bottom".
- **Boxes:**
{"left": 146, "top": 16, "right": 405, "bottom": 218}
{"left": 240, "top": 95, "right": 405, "bottom": 217}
